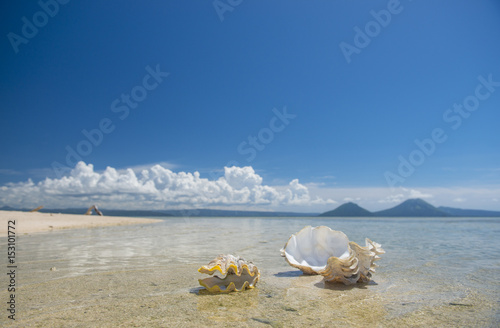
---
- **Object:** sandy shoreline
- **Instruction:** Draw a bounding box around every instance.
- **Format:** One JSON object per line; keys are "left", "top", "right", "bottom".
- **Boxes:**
{"left": 0, "top": 210, "right": 162, "bottom": 237}
{"left": 0, "top": 216, "right": 498, "bottom": 326}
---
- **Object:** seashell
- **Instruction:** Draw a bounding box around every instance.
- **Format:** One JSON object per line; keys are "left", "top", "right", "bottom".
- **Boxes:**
{"left": 198, "top": 254, "right": 260, "bottom": 293}
{"left": 280, "top": 226, "right": 385, "bottom": 285}
{"left": 280, "top": 226, "right": 351, "bottom": 275}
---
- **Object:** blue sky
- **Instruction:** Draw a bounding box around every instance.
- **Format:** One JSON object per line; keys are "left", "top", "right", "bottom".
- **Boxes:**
{"left": 1, "top": 0, "right": 499, "bottom": 212}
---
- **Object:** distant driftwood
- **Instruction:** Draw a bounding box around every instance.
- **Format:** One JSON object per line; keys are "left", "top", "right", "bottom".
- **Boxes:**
{"left": 85, "top": 205, "right": 103, "bottom": 216}
{"left": 29, "top": 205, "right": 44, "bottom": 212}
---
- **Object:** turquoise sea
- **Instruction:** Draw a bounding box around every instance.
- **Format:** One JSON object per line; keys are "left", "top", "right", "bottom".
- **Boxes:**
{"left": 2, "top": 216, "right": 499, "bottom": 327}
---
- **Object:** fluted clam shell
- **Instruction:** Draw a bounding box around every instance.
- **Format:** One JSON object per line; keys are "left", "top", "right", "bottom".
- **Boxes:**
{"left": 281, "top": 226, "right": 385, "bottom": 285}
{"left": 198, "top": 254, "right": 260, "bottom": 293}
{"left": 319, "top": 239, "right": 385, "bottom": 285}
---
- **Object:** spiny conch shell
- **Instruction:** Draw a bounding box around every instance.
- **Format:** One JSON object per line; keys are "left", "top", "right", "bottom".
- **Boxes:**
{"left": 198, "top": 254, "right": 260, "bottom": 293}
{"left": 280, "top": 226, "right": 385, "bottom": 285}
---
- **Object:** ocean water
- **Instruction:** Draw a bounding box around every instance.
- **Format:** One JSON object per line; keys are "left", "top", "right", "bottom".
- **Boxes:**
{"left": 2, "top": 217, "right": 499, "bottom": 327}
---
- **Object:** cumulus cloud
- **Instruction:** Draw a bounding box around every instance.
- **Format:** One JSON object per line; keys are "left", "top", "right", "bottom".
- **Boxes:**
{"left": 0, "top": 162, "right": 335, "bottom": 210}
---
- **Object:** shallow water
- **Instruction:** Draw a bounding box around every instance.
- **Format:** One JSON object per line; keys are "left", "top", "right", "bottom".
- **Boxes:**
{"left": 1, "top": 217, "right": 499, "bottom": 327}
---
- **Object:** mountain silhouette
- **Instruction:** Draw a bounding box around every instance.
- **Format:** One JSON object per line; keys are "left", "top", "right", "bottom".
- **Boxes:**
{"left": 319, "top": 198, "right": 461, "bottom": 217}
{"left": 374, "top": 198, "right": 449, "bottom": 217}
{"left": 319, "top": 202, "right": 373, "bottom": 217}
{"left": 438, "top": 206, "right": 500, "bottom": 217}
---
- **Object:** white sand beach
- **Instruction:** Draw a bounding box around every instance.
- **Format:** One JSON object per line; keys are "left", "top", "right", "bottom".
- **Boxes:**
{"left": 0, "top": 210, "right": 162, "bottom": 237}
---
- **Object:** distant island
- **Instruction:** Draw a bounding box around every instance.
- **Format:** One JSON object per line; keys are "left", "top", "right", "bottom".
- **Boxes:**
{"left": 319, "top": 198, "right": 500, "bottom": 217}
{"left": 1, "top": 199, "right": 499, "bottom": 217}
{"left": 0, "top": 206, "right": 317, "bottom": 218}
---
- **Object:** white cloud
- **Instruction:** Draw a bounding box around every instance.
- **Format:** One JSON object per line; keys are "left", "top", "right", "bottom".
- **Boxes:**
{"left": 2, "top": 163, "right": 499, "bottom": 212}
{"left": 224, "top": 166, "right": 262, "bottom": 190}
{"left": 406, "top": 188, "right": 433, "bottom": 199}
{"left": 118, "top": 161, "right": 178, "bottom": 174}
{"left": 0, "top": 162, "right": 335, "bottom": 210}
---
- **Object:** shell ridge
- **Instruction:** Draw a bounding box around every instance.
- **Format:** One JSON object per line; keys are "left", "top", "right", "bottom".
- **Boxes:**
{"left": 198, "top": 254, "right": 260, "bottom": 293}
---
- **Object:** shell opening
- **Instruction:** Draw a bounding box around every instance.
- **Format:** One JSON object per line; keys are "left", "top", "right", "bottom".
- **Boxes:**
{"left": 283, "top": 226, "right": 351, "bottom": 273}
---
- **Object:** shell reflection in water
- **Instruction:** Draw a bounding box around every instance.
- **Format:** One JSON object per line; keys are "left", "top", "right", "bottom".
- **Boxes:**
{"left": 280, "top": 226, "right": 385, "bottom": 285}
{"left": 198, "top": 254, "right": 260, "bottom": 293}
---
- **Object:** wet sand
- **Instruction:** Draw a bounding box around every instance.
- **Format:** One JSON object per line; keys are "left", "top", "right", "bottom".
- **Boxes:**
{"left": 0, "top": 210, "right": 162, "bottom": 237}
{"left": 0, "top": 217, "right": 498, "bottom": 327}
{"left": 2, "top": 264, "right": 495, "bottom": 327}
